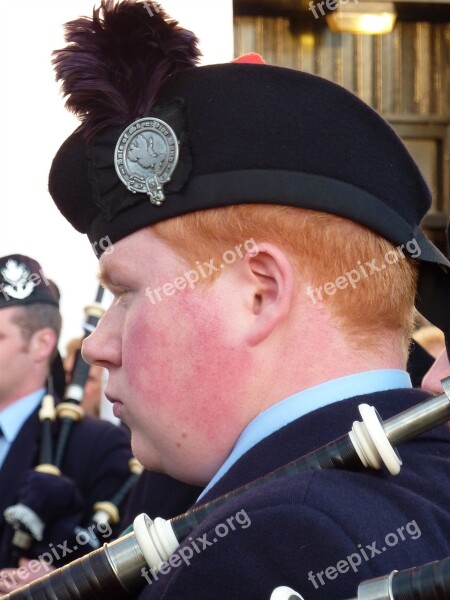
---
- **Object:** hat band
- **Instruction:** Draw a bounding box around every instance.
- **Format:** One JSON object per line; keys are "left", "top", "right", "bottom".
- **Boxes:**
{"left": 88, "top": 169, "right": 449, "bottom": 268}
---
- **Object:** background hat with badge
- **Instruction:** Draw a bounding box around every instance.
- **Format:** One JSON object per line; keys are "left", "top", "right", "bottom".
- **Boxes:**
{"left": 0, "top": 254, "right": 59, "bottom": 310}
{"left": 0, "top": 253, "right": 65, "bottom": 397}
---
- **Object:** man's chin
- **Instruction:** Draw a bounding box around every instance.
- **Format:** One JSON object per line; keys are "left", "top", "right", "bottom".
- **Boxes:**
{"left": 131, "top": 437, "right": 162, "bottom": 473}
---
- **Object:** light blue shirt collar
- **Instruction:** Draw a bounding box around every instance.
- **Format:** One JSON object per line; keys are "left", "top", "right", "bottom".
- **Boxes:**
{"left": 0, "top": 389, "right": 45, "bottom": 469}
{"left": 199, "top": 370, "right": 411, "bottom": 499}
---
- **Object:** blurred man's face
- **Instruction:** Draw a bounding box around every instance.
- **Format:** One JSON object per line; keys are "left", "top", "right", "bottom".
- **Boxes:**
{"left": 64, "top": 352, "right": 103, "bottom": 417}
{"left": 82, "top": 228, "right": 256, "bottom": 485}
{"left": 0, "top": 307, "right": 35, "bottom": 408}
{"left": 81, "top": 365, "right": 103, "bottom": 417}
{"left": 422, "top": 348, "right": 450, "bottom": 395}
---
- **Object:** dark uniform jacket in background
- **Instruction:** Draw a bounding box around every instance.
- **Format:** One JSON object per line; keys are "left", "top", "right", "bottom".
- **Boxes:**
{"left": 120, "top": 471, "right": 202, "bottom": 529}
{"left": 0, "top": 405, "right": 132, "bottom": 568}
{"left": 406, "top": 341, "right": 434, "bottom": 387}
{"left": 137, "top": 388, "right": 450, "bottom": 600}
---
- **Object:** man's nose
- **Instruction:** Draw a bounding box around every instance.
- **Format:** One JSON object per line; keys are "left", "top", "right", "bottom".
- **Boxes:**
{"left": 82, "top": 310, "right": 121, "bottom": 368}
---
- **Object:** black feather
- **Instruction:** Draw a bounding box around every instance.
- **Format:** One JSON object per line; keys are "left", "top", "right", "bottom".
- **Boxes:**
{"left": 52, "top": 0, "right": 201, "bottom": 140}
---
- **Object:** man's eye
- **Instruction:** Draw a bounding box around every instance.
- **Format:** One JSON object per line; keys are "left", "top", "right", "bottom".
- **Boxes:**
{"left": 112, "top": 287, "right": 130, "bottom": 300}
{"left": 109, "top": 283, "right": 126, "bottom": 294}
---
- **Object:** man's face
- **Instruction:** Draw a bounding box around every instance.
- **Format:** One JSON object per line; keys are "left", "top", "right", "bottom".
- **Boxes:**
{"left": 0, "top": 307, "right": 34, "bottom": 408}
{"left": 422, "top": 347, "right": 450, "bottom": 395}
{"left": 82, "top": 228, "right": 256, "bottom": 485}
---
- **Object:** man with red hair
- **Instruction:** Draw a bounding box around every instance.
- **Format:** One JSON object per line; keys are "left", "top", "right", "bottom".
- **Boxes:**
{"left": 47, "top": 2, "right": 450, "bottom": 598}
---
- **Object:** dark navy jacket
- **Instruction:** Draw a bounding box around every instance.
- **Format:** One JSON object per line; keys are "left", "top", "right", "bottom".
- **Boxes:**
{"left": 0, "top": 406, "right": 132, "bottom": 568}
{"left": 137, "top": 388, "right": 450, "bottom": 600}
{"left": 120, "top": 470, "right": 203, "bottom": 528}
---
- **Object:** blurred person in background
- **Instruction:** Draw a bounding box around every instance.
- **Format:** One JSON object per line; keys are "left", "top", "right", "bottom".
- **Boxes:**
{"left": 0, "top": 254, "right": 132, "bottom": 591}
{"left": 422, "top": 348, "right": 450, "bottom": 396}
{"left": 64, "top": 337, "right": 104, "bottom": 417}
{"left": 413, "top": 325, "right": 446, "bottom": 359}
{"left": 421, "top": 220, "right": 450, "bottom": 395}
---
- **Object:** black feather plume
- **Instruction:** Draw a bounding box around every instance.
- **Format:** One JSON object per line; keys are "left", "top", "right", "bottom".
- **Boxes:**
{"left": 52, "top": 0, "right": 201, "bottom": 140}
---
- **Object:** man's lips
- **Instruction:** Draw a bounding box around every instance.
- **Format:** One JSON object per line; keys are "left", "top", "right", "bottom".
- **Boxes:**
{"left": 104, "top": 392, "right": 125, "bottom": 416}
{"left": 112, "top": 402, "right": 124, "bottom": 419}
{"left": 104, "top": 392, "right": 122, "bottom": 405}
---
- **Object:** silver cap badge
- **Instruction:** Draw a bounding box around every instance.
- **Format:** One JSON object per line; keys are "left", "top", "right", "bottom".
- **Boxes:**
{"left": 114, "top": 117, "right": 179, "bottom": 206}
{"left": 1, "top": 260, "right": 36, "bottom": 300}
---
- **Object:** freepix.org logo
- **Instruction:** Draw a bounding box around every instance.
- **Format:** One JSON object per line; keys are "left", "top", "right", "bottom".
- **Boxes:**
{"left": 308, "top": 0, "right": 359, "bottom": 21}
{"left": 307, "top": 519, "right": 421, "bottom": 590}
{"left": 143, "top": 1, "right": 161, "bottom": 17}
{"left": 141, "top": 509, "right": 252, "bottom": 585}
{"left": 306, "top": 236, "right": 421, "bottom": 304}
{"left": 145, "top": 238, "right": 259, "bottom": 304}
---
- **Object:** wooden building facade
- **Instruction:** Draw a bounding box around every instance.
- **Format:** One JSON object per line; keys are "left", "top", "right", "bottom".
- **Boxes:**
{"left": 233, "top": 4, "right": 449, "bottom": 242}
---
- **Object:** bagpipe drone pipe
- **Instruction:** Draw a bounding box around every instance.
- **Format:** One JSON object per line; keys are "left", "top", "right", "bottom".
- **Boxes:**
{"left": 3, "top": 286, "right": 142, "bottom": 565}
{"left": 4, "top": 377, "right": 450, "bottom": 599}
{"left": 270, "top": 555, "right": 450, "bottom": 599}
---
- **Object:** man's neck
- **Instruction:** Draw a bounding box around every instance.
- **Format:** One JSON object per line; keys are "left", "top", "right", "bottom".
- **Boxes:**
{"left": 0, "top": 384, "right": 47, "bottom": 412}
{"left": 252, "top": 322, "right": 406, "bottom": 415}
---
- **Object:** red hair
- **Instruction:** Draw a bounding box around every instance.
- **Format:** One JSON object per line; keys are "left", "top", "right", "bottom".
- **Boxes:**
{"left": 153, "top": 205, "right": 418, "bottom": 356}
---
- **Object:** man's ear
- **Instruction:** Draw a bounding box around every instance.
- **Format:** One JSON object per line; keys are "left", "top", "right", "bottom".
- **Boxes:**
{"left": 29, "top": 328, "right": 57, "bottom": 364}
{"left": 243, "top": 243, "right": 293, "bottom": 346}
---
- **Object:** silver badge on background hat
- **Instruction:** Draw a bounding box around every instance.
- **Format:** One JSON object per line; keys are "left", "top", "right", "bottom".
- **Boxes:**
{"left": 1, "top": 259, "right": 36, "bottom": 300}
{"left": 114, "top": 117, "right": 179, "bottom": 206}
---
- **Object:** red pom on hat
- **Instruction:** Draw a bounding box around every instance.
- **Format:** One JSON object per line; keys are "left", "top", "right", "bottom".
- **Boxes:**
{"left": 232, "top": 53, "right": 265, "bottom": 64}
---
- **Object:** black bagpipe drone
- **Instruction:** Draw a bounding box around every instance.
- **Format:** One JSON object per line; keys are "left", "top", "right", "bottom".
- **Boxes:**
{"left": 271, "top": 555, "right": 450, "bottom": 599}
{"left": 4, "top": 377, "right": 450, "bottom": 599}
{"left": 3, "top": 286, "right": 143, "bottom": 565}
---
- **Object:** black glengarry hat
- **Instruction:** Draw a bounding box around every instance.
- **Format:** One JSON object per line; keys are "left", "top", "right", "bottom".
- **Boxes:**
{"left": 48, "top": 1, "right": 450, "bottom": 343}
{"left": 0, "top": 254, "right": 59, "bottom": 310}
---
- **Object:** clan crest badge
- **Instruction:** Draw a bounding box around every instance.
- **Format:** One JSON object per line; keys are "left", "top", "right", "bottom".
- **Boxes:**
{"left": 114, "top": 118, "right": 179, "bottom": 206}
